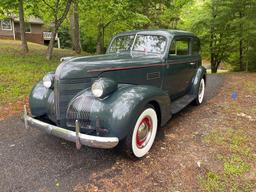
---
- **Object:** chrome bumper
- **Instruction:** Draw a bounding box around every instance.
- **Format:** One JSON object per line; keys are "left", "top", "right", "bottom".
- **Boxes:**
{"left": 23, "top": 106, "right": 119, "bottom": 149}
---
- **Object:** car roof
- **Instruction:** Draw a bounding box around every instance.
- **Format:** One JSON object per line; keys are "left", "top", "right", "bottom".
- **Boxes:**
{"left": 115, "top": 29, "right": 196, "bottom": 38}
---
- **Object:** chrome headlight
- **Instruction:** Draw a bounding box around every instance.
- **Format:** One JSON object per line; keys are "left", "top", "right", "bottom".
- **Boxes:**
{"left": 43, "top": 73, "right": 54, "bottom": 89}
{"left": 91, "top": 78, "right": 117, "bottom": 98}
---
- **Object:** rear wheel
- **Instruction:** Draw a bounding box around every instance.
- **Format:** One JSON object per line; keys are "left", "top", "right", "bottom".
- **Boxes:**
{"left": 193, "top": 78, "right": 205, "bottom": 105}
{"left": 120, "top": 105, "right": 158, "bottom": 159}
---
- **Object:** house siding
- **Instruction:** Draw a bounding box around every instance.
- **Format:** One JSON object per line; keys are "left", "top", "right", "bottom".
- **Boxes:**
{"left": 0, "top": 20, "right": 44, "bottom": 44}
{"left": 14, "top": 23, "right": 44, "bottom": 44}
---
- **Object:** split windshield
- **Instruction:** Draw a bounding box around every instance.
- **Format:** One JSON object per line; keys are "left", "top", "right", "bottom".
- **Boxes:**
{"left": 108, "top": 34, "right": 167, "bottom": 55}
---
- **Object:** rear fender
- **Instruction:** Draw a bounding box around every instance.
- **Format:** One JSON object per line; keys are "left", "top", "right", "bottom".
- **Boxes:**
{"left": 190, "top": 66, "right": 207, "bottom": 95}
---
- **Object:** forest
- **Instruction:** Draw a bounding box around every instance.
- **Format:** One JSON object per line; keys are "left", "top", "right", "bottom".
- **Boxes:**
{"left": 1, "top": 0, "right": 256, "bottom": 73}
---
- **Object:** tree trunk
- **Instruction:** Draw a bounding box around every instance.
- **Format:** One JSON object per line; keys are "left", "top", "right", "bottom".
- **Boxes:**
{"left": 18, "top": 0, "right": 28, "bottom": 53}
{"left": 46, "top": 29, "right": 57, "bottom": 60}
{"left": 211, "top": 54, "right": 218, "bottom": 73}
{"left": 210, "top": 3, "right": 218, "bottom": 73}
{"left": 96, "top": 24, "right": 103, "bottom": 54}
{"left": 239, "top": 39, "right": 244, "bottom": 71}
{"left": 70, "top": 0, "right": 81, "bottom": 54}
{"left": 239, "top": 11, "right": 244, "bottom": 71}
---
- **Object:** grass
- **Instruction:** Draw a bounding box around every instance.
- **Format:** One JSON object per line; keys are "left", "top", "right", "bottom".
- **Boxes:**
{"left": 200, "top": 128, "right": 255, "bottom": 191}
{"left": 0, "top": 39, "right": 85, "bottom": 106}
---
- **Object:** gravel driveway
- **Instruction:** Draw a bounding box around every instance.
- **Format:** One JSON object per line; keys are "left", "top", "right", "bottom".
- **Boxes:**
{"left": 0, "top": 74, "right": 224, "bottom": 192}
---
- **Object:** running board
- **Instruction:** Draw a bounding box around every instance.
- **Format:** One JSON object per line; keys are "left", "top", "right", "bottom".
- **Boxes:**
{"left": 171, "top": 94, "right": 195, "bottom": 114}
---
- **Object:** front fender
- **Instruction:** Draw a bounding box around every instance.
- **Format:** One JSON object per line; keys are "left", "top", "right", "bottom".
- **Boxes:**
{"left": 68, "top": 84, "right": 171, "bottom": 140}
{"left": 29, "top": 81, "right": 52, "bottom": 117}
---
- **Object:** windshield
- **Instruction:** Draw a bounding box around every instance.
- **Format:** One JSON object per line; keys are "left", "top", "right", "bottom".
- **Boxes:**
{"left": 108, "top": 34, "right": 167, "bottom": 55}
{"left": 108, "top": 35, "right": 135, "bottom": 53}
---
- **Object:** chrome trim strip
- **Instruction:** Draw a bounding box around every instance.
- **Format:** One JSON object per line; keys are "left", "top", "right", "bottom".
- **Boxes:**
{"left": 24, "top": 109, "right": 119, "bottom": 149}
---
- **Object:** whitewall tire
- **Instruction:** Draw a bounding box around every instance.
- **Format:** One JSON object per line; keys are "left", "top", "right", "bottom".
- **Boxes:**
{"left": 131, "top": 107, "right": 158, "bottom": 158}
{"left": 119, "top": 105, "right": 158, "bottom": 159}
{"left": 194, "top": 78, "right": 205, "bottom": 105}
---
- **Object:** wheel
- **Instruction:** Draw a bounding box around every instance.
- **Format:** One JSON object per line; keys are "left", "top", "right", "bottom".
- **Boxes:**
{"left": 193, "top": 78, "right": 205, "bottom": 105}
{"left": 119, "top": 105, "right": 158, "bottom": 159}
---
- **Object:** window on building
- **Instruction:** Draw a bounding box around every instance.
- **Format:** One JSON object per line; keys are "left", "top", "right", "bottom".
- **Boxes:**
{"left": 25, "top": 23, "right": 31, "bottom": 33}
{"left": 1, "top": 20, "right": 12, "bottom": 30}
{"left": 169, "top": 38, "right": 190, "bottom": 56}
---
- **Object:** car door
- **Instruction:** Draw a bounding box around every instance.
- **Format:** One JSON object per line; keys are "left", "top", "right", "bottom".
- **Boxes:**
{"left": 164, "top": 37, "right": 197, "bottom": 100}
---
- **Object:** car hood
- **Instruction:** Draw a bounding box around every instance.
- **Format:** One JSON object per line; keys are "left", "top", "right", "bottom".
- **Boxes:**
{"left": 55, "top": 53, "right": 164, "bottom": 80}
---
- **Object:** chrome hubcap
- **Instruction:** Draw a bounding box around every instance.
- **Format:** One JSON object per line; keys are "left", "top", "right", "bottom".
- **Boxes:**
{"left": 136, "top": 116, "right": 152, "bottom": 148}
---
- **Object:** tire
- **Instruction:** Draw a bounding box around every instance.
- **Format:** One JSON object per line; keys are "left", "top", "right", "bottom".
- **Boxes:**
{"left": 119, "top": 105, "right": 158, "bottom": 159}
{"left": 193, "top": 78, "right": 205, "bottom": 105}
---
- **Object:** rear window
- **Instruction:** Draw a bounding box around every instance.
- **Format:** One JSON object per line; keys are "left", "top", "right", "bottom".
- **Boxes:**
{"left": 192, "top": 38, "right": 200, "bottom": 55}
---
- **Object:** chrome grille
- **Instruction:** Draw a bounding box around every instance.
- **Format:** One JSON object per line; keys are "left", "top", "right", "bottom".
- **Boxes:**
{"left": 54, "top": 78, "right": 92, "bottom": 126}
{"left": 66, "top": 92, "right": 94, "bottom": 128}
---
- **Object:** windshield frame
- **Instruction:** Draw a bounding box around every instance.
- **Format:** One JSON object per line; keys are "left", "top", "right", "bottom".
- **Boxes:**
{"left": 107, "top": 32, "right": 168, "bottom": 56}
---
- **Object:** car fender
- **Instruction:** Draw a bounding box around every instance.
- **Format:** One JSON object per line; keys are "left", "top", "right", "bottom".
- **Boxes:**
{"left": 69, "top": 84, "right": 171, "bottom": 140}
{"left": 190, "top": 66, "right": 207, "bottom": 95}
{"left": 29, "top": 81, "right": 52, "bottom": 117}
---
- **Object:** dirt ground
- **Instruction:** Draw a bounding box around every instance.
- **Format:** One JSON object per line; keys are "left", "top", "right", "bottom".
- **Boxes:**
{"left": 74, "top": 73, "right": 256, "bottom": 192}
{"left": 0, "top": 73, "right": 255, "bottom": 192}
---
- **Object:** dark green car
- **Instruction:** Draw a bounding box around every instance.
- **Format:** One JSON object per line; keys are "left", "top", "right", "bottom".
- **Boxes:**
{"left": 24, "top": 29, "right": 206, "bottom": 159}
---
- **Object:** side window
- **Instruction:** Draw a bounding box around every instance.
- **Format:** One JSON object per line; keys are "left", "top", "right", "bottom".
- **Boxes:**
{"left": 169, "top": 38, "right": 190, "bottom": 56}
{"left": 192, "top": 38, "right": 200, "bottom": 55}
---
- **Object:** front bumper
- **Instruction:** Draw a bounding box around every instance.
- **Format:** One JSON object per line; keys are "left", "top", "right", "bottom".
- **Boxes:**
{"left": 23, "top": 106, "right": 119, "bottom": 149}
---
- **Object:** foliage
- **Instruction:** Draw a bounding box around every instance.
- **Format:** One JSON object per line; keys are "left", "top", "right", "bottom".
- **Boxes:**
{"left": 180, "top": 0, "right": 256, "bottom": 72}
{"left": 0, "top": 0, "right": 255, "bottom": 71}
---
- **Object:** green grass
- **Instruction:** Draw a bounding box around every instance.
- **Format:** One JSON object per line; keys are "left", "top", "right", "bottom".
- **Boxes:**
{"left": 200, "top": 128, "right": 255, "bottom": 191}
{"left": 0, "top": 40, "right": 85, "bottom": 105}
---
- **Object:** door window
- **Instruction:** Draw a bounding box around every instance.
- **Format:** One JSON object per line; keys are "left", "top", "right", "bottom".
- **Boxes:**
{"left": 169, "top": 39, "right": 190, "bottom": 56}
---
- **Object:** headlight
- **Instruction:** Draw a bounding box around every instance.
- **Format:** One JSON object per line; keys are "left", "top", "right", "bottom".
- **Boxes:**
{"left": 43, "top": 73, "right": 54, "bottom": 89}
{"left": 91, "top": 82, "right": 104, "bottom": 97}
{"left": 91, "top": 78, "right": 117, "bottom": 98}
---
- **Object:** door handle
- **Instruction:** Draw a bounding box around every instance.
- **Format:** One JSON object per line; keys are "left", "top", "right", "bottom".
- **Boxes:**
{"left": 190, "top": 62, "right": 195, "bottom": 65}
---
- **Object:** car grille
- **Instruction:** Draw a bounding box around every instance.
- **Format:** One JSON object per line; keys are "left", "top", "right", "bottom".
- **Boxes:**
{"left": 54, "top": 78, "right": 92, "bottom": 127}
{"left": 66, "top": 92, "right": 94, "bottom": 129}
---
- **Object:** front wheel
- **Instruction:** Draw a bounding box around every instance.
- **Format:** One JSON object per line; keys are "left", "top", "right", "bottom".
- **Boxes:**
{"left": 193, "top": 78, "right": 205, "bottom": 105}
{"left": 120, "top": 105, "right": 158, "bottom": 159}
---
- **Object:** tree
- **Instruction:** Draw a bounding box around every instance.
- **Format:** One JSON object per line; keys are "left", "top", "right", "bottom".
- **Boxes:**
{"left": 127, "top": 0, "right": 190, "bottom": 29}
{"left": 18, "top": 0, "right": 28, "bottom": 53}
{"left": 80, "top": 0, "right": 132, "bottom": 54}
{"left": 180, "top": 0, "right": 233, "bottom": 73}
{"left": 70, "top": 0, "right": 81, "bottom": 54}
{"left": 40, "top": 0, "right": 73, "bottom": 60}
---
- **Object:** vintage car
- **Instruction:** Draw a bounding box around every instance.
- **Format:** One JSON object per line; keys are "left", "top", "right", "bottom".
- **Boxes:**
{"left": 24, "top": 29, "right": 206, "bottom": 159}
